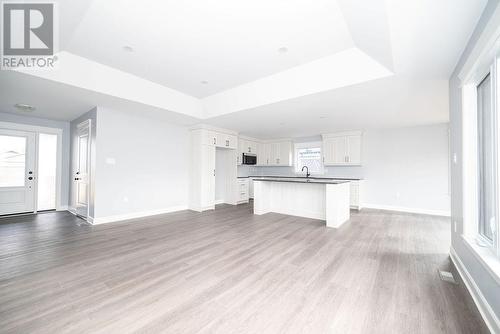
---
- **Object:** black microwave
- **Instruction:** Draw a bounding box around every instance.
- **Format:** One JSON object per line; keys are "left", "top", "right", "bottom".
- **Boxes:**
{"left": 242, "top": 153, "right": 257, "bottom": 165}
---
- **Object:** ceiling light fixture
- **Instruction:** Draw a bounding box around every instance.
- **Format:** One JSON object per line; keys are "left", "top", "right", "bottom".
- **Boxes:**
{"left": 278, "top": 47, "right": 288, "bottom": 54}
{"left": 123, "top": 45, "right": 134, "bottom": 52}
{"left": 200, "top": 80, "right": 209, "bottom": 85}
{"left": 14, "top": 103, "right": 35, "bottom": 112}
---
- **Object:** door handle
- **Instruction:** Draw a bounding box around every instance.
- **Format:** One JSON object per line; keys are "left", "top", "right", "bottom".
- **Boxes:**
{"left": 74, "top": 177, "right": 80, "bottom": 181}
{"left": 28, "top": 176, "right": 33, "bottom": 180}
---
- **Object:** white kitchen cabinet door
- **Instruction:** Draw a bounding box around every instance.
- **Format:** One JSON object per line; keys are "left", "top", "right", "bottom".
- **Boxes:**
{"left": 346, "top": 135, "right": 361, "bottom": 165}
{"left": 278, "top": 141, "right": 292, "bottom": 166}
{"left": 270, "top": 143, "right": 280, "bottom": 165}
{"left": 225, "top": 134, "right": 237, "bottom": 149}
{"left": 214, "top": 132, "right": 225, "bottom": 148}
{"left": 249, "top": 141, "right": 258, "bottom": 154}
{"left": 258, "top": 143, "right": 271, "bottom": 165}
{"left": 205, "top": 131, "right": 217, "bottom": 146}
{"left": 323, "top": 137, "right": 347, "bottom": 165}
{"left": 201, "top": 145, "right": 216, "bottom": 208}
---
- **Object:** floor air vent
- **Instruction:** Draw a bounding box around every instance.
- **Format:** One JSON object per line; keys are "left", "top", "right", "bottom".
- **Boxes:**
{"left": 438, "top": 270, "right": 458, "bottom": 284}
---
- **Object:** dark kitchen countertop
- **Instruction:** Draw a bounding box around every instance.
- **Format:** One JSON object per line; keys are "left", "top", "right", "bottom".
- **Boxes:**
{"left": 237, "top": 175, "right": 362, "bottom": 181}
{"left": 252, "top": 177, "right": 350, "bottom": 185}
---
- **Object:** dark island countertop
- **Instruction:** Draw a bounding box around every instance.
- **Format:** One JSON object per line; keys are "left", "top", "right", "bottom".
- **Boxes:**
{"left": 237, "top": 175, "right": 362, "bottom": 181}
{"left": 252, "top": 177, "right": 350, "bottom": 185}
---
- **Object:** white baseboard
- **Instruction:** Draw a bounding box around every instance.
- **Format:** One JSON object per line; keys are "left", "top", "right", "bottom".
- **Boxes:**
{"left": 450, "top": 247, "right": 500, "bottom": 334}
{"left": 214, "top": 199, "right": 224, "bottom": 205}
{"left": 56, "top": 205, "right": 69, "bottom": 211}
{"left": 92, "top": 205, "right": 188, "bottom": 225}
{"left": 362, "top": 203, "right": 451, "bottom": 217}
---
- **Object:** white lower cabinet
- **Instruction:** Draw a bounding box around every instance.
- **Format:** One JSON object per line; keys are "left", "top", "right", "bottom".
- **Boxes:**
{"left": 237, "top": 178, "right": 249, "bottom": 204}
{"left": 349, "top": 180, "right": 364, "bottom": 210}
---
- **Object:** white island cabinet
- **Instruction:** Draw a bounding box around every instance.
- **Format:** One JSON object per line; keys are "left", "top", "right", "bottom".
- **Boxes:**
{"left": 253, "top": 178, "right": 350, "bottom": 228}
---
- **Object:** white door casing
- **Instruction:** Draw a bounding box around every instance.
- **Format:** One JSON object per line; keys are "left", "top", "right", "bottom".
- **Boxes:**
{"left": 0, "top": 129, "right": 36, "bottom": 215}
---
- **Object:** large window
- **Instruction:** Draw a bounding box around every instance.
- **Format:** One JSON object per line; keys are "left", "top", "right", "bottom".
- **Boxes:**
{"left": 477, "top": 73, "right": 497, "bottom": 244}
{"left": 295, "top": 142, "right": 324, "bottom": 175}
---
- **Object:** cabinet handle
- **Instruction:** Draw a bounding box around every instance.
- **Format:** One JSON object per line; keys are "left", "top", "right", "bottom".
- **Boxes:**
{"left": 248, "top": 147, "right": 251, "bottom": 153}
{"left": 267, "top": 159, "right": 269, "bottom": 164}
{"left": 213, "top": 138, "right": 216, "bottom": 145}
{"left": 214, "top": 169, "right": 216, "bottom": 176}
{"left": 226, "top": 140, "right": 229, "bottom": 147}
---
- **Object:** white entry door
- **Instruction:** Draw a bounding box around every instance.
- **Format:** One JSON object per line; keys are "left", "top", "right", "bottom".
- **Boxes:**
{"left": 74, "top": 120, "right": 91, "bottom": 218}
{"left": 0, "top": 129, "right": 36, "bottom": 215}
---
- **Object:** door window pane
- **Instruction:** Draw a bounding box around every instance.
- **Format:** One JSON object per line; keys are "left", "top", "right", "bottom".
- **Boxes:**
{"left": 477, "top": 73, "right": 496, "bottom": 242}
{"left": 37, "top": 133, "right": 57, "bottom": 211}
{"left": 0, "top": 135, "right": 26, "bottom": 187}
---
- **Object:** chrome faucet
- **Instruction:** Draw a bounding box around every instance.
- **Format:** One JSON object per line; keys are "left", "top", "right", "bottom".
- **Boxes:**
{"left": 301, "top": 166, "right": 310, "bottom": 178}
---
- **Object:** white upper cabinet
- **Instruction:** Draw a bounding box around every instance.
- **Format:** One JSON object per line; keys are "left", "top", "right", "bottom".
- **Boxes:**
{"left": 204, "top": 130, "right": 237, "bottom": 149}
{"left": 256, "top": 141, "right": 292, "bottom": 166}
{"left": 258, "top": 142, "right": 271, "bottom": 165}
{"left": 322, "top": 131, "right": 362, "bottom": 166}
{"left": 346, "top": 135, "right": 361, "bottom": 164}
{"left": 278, "top": 141, "right": 292, "bottom": 166}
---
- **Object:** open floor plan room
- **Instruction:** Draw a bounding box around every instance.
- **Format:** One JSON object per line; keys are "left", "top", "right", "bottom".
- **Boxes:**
{"left": 1, "top": 0, "right": 500, "bottom": 333}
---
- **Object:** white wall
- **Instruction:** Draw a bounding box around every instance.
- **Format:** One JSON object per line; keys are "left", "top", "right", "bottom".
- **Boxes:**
{"left": 239, "top": 123, "right": 450, "bottom": 215}
{"left": 93, "top": 107, "right": 189, "bottom": 220}
{"left": 361, "top": 124, "right": 450, "bottom": 215}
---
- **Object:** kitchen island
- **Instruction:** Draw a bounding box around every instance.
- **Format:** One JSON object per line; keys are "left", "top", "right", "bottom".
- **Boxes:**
{"left": 253, "top": 177, "right": 351, "bottom": 228}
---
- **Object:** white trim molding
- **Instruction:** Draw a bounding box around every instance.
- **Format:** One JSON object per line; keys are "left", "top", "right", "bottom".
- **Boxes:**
{"left": 362, "top": 203, "right": 451, "bottom": 217}
{"left": 91, "top": 205, "right": 189, "bottom": 225}
{"left": 450, "top": 247, "right": 500, "bottom": 334}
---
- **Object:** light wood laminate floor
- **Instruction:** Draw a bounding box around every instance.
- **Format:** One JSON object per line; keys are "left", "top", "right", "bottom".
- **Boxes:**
{"left": 0, "top": 204, "right": 489, "bottom": 334}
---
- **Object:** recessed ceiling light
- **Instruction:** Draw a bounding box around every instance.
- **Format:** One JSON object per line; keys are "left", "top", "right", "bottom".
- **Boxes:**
{"left": 200, "top": 80, "right": 209, "bottom": 85}
{"left": 123, "top": 45, "right": 134, "bottom": 52}
{"left": 319, "top": 116, "right": 327, "bottom": 119}
{"left": 278, "top": 47, "right": 288, "bottom": 54}
{"left": 14, "top": 103, "right": 35, "bottom": 112}
{"left": 279, "top": 122, "right": 285, "bottom": 126}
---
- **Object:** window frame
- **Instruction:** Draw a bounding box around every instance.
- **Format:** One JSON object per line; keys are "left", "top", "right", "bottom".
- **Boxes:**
{"left": 294, "top": 141, "right": 325, "bottom": 175}
{"left": 462, "top": 47, "right": 500, "bottom": 260}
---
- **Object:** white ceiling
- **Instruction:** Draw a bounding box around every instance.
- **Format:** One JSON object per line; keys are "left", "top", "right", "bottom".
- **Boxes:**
{"left": 65, "top": 0, "right": 354, "bottom": 98}
{"left": 206, "top": 76, "right": 449, "bottom": 138}
{"left": 0, "top": 0, "right": 488, "bottom": 139}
